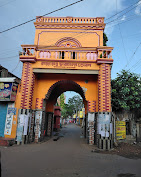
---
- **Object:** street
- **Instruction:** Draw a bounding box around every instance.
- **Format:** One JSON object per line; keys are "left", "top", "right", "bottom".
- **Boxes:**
{"left": 1, "top": 124, "right": 141, "bottom": 177}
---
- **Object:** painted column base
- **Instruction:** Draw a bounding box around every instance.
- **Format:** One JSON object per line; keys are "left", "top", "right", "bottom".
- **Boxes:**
{"left": 96, "top": 112, "right": 113, "bottom": 150}
{"left": 16, "top": 109, "right": 32, "bottom": 145}
{"left": 34, "top": 110, "right": 43, "bottom": 143}
{"left": 47, "top": 112, "right": 54, "bottom": 137}
{"left": 87, "top": 112, "right": 95, "bottom": 145}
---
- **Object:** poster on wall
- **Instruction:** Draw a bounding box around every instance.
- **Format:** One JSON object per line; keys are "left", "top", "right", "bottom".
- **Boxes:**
{"left": 116, "top": 121, "right": 126, "bottom": 140}
{"left": 35, "top": 111, "right": 42, "bottom": 138}
{"left": 24, "top": 115, "right": 29, "bottom": 135}
{"left": 4, "top": 114, "right": 13, "bottom": 135}
{"left": 0, "top": 82, "right": 13, "bottom": 101}
{"left": 11, "top": 83, "right": 18, "bottom": 101}
{"left": 16, "top": 114, "right": 25, "bottom": 142}
{"left": 88, "top": 113, "right": 95, "bottom": 122}
{"left": 97, "top": 113, "right": 111, "bottom": 137}
{"left": 4, "top": 106, "right": 17, "bottom": 136}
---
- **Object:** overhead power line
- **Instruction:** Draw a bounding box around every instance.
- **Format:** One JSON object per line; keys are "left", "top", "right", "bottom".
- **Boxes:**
{"left": 0, "top": 0, "right": 16, "bottom": 8}
{"left": 11, "top": 60, "right": 20, "bottom": 72}
{"left": 129, "top": 58, "right": 141, "bottom": 72}
{"left": 0, "top": 55, "right": 19, "bottom": 60}
{"left": 0, "top": 0, "right": 84, "bottom": 34}
{"left": 105, "top": 0, "right": 140, "bottom": 21}
{"left": 106, "top": 1, "right": 141, "bottom": 25}
{"left": 124, "top": 42, "right": 141, "bottom": 69}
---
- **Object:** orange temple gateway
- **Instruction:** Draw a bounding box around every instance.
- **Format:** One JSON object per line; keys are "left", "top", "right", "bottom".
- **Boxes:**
{"left": 7, "top": 16, "right": 114, "bottom": 149}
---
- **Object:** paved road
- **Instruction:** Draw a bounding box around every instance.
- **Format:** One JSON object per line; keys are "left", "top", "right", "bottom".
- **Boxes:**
{"left": 1, "top": 124, "right": 141, "bottom": 177}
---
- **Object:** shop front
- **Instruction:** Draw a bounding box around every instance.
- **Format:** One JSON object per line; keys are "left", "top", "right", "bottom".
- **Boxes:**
{"left": 0, "top": 78, "right": 18, "bottom": 138}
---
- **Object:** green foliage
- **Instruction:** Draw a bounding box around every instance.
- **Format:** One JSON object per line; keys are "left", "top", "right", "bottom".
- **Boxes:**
{"left": 111, "top": 70, "right": 141, "bottom": 113}
{"left": 68, "top": 95, "right": 83, "bottom": 112}
{"left": 60, "top": 93, "right": 65, "bottom": 109}
{"left": 100, "top": 54, "right": 102, "bottom": 58}
{"left": 103, "top": 33, "right": 108, "bottom": 46}
{"left": 61, "top": 95, "right": 83, "bottom": 118}
{"left": 61, "top": 103, "right": 74, "bottom": 118}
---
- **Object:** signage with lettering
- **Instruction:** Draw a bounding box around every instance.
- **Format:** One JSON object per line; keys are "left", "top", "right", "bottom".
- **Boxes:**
{"left": 116, "top": 121, "right": 126, "bottom": 140}
{"left": 41, "top": 61, "right": 92, "bottom": 69}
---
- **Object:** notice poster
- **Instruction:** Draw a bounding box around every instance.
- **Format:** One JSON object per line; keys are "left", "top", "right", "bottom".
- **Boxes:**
{"left": 10, "top": 83, "right": 18, "bottom": 101}
{"left": 19, "top": 114, "right": 25, "bottom": 126}
{"left": 4, "top": 114, "right": 13, "bottom": 135}
{"left": 16, "top": 114, "right": 25, "bottom": 142}
{"left": 97, "top": 114, "right": 111, "bottom": 138}
{"left": 28, "top": 113, "right": 32, "bottom": 133}
{"left": 116, "top": 121, "right": 126, "bottom": 140}
{"left": 24, "top": 115, "right": 29, "bottom": 135}
{"left": 35, "top": 111, "right": 42, "bottom": 138}
{"left": 16, "top": 126, "right": 23, "bottom": 142}
{"left": 88, "top": 113, "right": 95, "bottom": 122}
{"left": 7, "top": 107, "right": 16, "bottom": 115}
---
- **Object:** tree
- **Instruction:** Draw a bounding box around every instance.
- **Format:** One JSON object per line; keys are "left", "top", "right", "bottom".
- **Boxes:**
{"left": 61, "top": 95, "right": 83, "bottom": 118}
{"left": 68, "top": 95, "right": 83, "bottom": 115}
{"left": 103, "top": 32, "right": 108, "bottom": 46}
{"left": 61, "top": 103, "right": 74, "bottom": 118}
{"left": 60, "top": 93, "right": 65, "bottom": 109}
{"left": 111, "top": 70, "right": 141, "bottom": 114}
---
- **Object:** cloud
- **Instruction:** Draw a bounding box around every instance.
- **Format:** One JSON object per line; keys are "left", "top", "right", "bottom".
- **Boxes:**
{"left": 135, "top": 1, "right": 141, "bottom": 15}
{"left": 120, "top": 15, "right": 126, "bottom": 21}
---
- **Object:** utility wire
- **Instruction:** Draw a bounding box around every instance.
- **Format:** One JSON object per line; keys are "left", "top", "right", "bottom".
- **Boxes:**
{"left": 0, "top": 0, "right": 84, "bottom": 34}
{"left": 128, "top": 57, "right": 141, "bottom": 71}
{"left": 106, "top": 1, "right": 141, "bottom": 25}
{"left": 116, "top": 0, "right": 128, "bottom": 63}
{"left": 106, "top": 14, "right": 140, "bottom": 30}
{"left": 105, "top": 0, "right": 140, "bottom": 21}
{"left": 0, "top": 0, "right": 16, "bottom": 8}
{"left": 124, "top": 42, "right": 141, "bottom": 69}
{"left": 0, "top": 55, "right": 19, "bottom": 59}
{"left": 1, "top": 0, "right": 141, "bottom": 71}
{"left": 11, "top": 60, "right": 20, "bottom": 72}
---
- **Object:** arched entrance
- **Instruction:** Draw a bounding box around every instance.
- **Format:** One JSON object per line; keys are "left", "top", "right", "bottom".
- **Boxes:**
{"left": 45, "top": 80, "right": 86, "bottom": 112}
{"left": 42, "top": 80, "right": 87, "bottom": 139}
{"left": 10, "top": 16, "right": 114, "bottom": 149}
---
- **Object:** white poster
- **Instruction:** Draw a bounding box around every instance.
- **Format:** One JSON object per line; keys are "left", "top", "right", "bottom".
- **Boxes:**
{"left": 110, "top": 123, "right": 113, "bottom": 134}
{"left": 88, "top": 113, "right": 95, "bottom": 122}
{"left": 24, "top": 115, "right": 29, "bottom": 135}
{"left": 106, "top": 131, "right": 109, "bottom": 137}
{"left": 28, "top": 113, "right": 32, "bottom": 133}
{"left": 35, "top": 111, "right": 42, "bottom": 138}
{"left": 4, "top": 114, "right": 13, "bottom": 135}
{"left": 19, "top": 114, "right": 25, "bottom": 126}
{"left": 97, "top": 123, "right": 101, "bottom": 134}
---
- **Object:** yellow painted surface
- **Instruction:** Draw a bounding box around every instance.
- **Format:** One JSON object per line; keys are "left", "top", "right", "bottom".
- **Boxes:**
{"left": 116, "top": 121, "right": 126, "bottom": 140}
{"left": 31, "top": 73, "right": 98, "bottom": 112}
{"left": 34, "top": 29, "right": 103, "bottom": 47}
{"left": 80, "top": 111, "right": 83, "bottom": 118}
{"left": 15, "top": 16, "right": 113, "bottom": 127}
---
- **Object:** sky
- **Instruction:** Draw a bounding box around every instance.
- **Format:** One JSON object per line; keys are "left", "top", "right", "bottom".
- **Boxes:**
{"left": 0, "top": 0, "right": 141, "bottom": 99}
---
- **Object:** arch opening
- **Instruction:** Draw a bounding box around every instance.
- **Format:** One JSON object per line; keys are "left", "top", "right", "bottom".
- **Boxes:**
{"left": 43, "top": 80, "right": 87, "bottom": 138}
{"left": 45, "top": 80, "right": 86, "bottom": 103}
